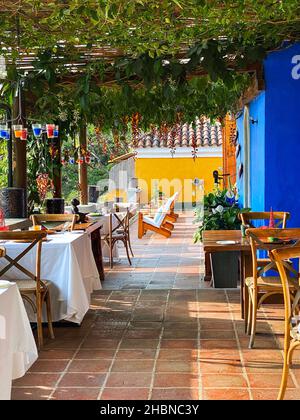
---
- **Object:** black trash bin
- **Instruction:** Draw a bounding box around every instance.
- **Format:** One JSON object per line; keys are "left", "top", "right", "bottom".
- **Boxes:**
{"left": 0, "top": 187, "right": 27, "bottom": 218}
{"left": 88, "top": 185, "right": 99, "bottom": 203}
{"left": 45, "top": 198, "right": 65, "bottom": 214}
{"left": 210, "top": 251, "right": 239, "bottom": 288}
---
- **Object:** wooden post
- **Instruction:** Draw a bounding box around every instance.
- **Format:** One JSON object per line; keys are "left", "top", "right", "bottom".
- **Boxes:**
{"left": 222, "top": 114, "right": 237, "bottom": 189}
{"left": 52, "top": 136, "right": 62, "bottom": 198}
{"left": 12, "top": 93, "right": 27, "bottom": 191}
{"left": 78, "top": 124, "right": 88, "bottom": 204}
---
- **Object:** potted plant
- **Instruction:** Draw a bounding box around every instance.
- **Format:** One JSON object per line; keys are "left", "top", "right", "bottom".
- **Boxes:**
{"left": 194, "top": 187, "right": 250, "bottom": 288}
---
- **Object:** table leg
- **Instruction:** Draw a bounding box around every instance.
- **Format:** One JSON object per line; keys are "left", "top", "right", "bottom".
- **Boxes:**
{"left": 91, "top": 228, "right": 105, "bottom": 282}
{"left": 241, "top": 251, "right": 252, "bottom": 322}
{"left": 204, "top": 252, "right": 212, "bottom": 282}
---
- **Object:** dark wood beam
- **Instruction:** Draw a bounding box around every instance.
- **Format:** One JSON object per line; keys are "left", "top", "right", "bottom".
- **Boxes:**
{"left": 78, "top": 124, "right": 88, "bottom": 205}
{"left": 12, "top": 93, "right": 27, "bottom": 191}
{"left": 52, "top": 136, "right": 62, "bottom": 198}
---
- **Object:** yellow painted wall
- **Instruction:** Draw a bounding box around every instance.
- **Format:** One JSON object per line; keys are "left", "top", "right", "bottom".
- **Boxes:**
{"left": 135, "top": 157, "right": 222, "bottom": 204}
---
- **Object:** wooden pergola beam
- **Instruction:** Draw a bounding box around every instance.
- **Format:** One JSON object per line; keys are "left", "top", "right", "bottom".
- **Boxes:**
{"left": 12, "top": 93, "right": 27, "bottom": 191}
{"left": 78, "top": 124, "right": 88, "bottom": 205}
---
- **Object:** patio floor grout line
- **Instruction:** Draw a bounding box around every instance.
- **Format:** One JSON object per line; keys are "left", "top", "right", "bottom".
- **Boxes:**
{"left": 148, "top": 289, "right": 170, "bottom": 400}
{"left": 16, "top": 213, "right": 292, "bottom": 399}
{"left": 225, "top": 290, "right": 253, "bottom": 401}
{"left": 196, "top": 288, "right": 203, "bottom": 400}
{"left": 261, "top": 304, "right": 300, "bottom": 390}
{"left": 96, "top": 289, "right": 143, "bottom": 400}
{"left": 46, "top": 312, "right": 99, "bottom": 400}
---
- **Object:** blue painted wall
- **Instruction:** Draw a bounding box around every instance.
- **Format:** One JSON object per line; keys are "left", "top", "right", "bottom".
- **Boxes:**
{"left": 249, "top": 92, "right": 265, "bottom": 212}
{"left": 237, "top": 42, "right": 300, "bottom": 227}
{"left": 264, "top": 43, "right": 300, "bottom": 227}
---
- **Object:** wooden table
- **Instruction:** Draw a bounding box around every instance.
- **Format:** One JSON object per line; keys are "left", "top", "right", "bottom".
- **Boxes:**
{"left": 5, "top": 218, "right": 32, "bottom": 231}
{"left": 74, "top": 221, "right": 105, "bottom": 282}
{"left": 202, "top": 230, "right": 252, "bottom": 320}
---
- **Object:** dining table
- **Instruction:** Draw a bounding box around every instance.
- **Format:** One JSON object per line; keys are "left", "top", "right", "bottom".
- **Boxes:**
{"left": 0, "top": 231, "right": 101, "bottom": 324}
{"left": 5, "top": 218, "right": 32, "bottom": 231}
{"left": 0, "top": 281, "right": 38, "bottom": 400}
{"left": 74, "top": 220, "right": 105, "bottom": 282}
{"left": 202, "top": 230, "right": 252, "bottom": 319}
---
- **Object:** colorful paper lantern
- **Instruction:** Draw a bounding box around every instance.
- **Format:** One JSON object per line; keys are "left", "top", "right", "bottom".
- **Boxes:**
{"left": 36, "top": 173, "right": 50, "bottom": 201}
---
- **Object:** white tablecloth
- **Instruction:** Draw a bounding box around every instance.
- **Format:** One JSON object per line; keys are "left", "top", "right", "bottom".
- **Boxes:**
{"left": 0, "top": 283, "right": 38, "bottom": 400}
{"left": 0, "top": 232, "right": 101, "bottom": 324}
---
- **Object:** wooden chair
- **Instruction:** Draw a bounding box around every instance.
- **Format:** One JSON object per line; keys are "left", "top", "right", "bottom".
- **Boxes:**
{"left": 115, "top": 209, "right": 134, "bottom": 258}
{"left": 138, "top": 205, "right": 172, "bottom": 239}
{"left": 0, "top": 230, "right": 54, "bottom": 348}
{"left": 245, "top": 228, "right": 299, "bottom": 348}
{"left": 240, "top": 211, "right": 290, "bottom": 305}
{"left": 102, "top": 212, "right": 132, "bottom": 269}
{"left": 31, "top": 213, "right": 79, "bottom": 231}
{"left": 138, "top": 192, "right": 180, "bottom": 239}
{"left": 240, "top": 211, "right": 290, "bottom": 228}
{"left": 271, "top": 244, "right": 300, "bottom": 400}
{"left": 0, "top": 246, "right": 5, "bottom": 257}
{"left": 164, "top": 192, "right": 179, "bottom": 223}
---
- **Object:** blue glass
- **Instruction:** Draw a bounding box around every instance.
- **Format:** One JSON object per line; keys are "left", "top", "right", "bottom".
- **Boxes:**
{"left": 5, "top": 131, "right": 10, "bottom": 140}
{"left": 0, "top": 130, "right": 6, "bottom": 138}
{"left": 69, "top": 157, "right": 75, "bottom": 164}
{"left": 53, "top": 129, "right": 59, "bottom": 137}
{"left": 33, "top": 127, "right": 42, "bottom": 137}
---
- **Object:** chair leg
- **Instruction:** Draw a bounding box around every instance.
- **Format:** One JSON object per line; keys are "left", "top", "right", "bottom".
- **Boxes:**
{"left": 249, "top": 291, "right": 258, "bottom": 348}
{"left": 244, "top": 285, "right": 249, "bottom": 333}
{"left": 45, "top": 291, "right": 55, "bottom": 339}
{"left": 109, "top": 240, "right": 113, "bottom": 269}
{"left": 36, "top": 293, "right": 43, "bottom": 348}
{"left": 246, "top": 291, "right": 252, "bottom": 335}
{"left": 128, "top": 241, "right": 134, "bottom": 258}
{"left": 278, "top": 343, "right": 293, "bottom": 400}
{"left": 138, "top": 214, "right": 144, "bottom": 239}
{"left": 127, "top": 232, "right": 134, "bottom": 257}
{"left": 123, "top": 239, "right": 132, "bottom": 266}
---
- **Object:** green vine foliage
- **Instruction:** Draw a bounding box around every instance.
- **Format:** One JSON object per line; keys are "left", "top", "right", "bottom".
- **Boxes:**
{"left": 1, "top": 68, "right": 250, "bottom": 134}
{"left": 0, "top": 140, "right": 8, "bottom": 188}
{"left": 0, "top": 1, "right": 299, "bottom": 132}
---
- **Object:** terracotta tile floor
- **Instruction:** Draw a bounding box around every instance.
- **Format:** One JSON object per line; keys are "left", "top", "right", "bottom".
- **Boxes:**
{"left": 11, "top": 212, "right": 300, "bottom": 400}
{"left": 101, "top": 212, "right": 206, "bottom": 290}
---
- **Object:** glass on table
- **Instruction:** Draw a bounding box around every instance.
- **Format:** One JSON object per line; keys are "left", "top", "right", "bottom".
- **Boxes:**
{"left": 61, "top": 222, "right": 71, "bottom": 232}
{"left": 29, "top": 225, "right": 42, "bottom": 231}
{"left": 241, "top": 224, "right": 250, "bottom": 238}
